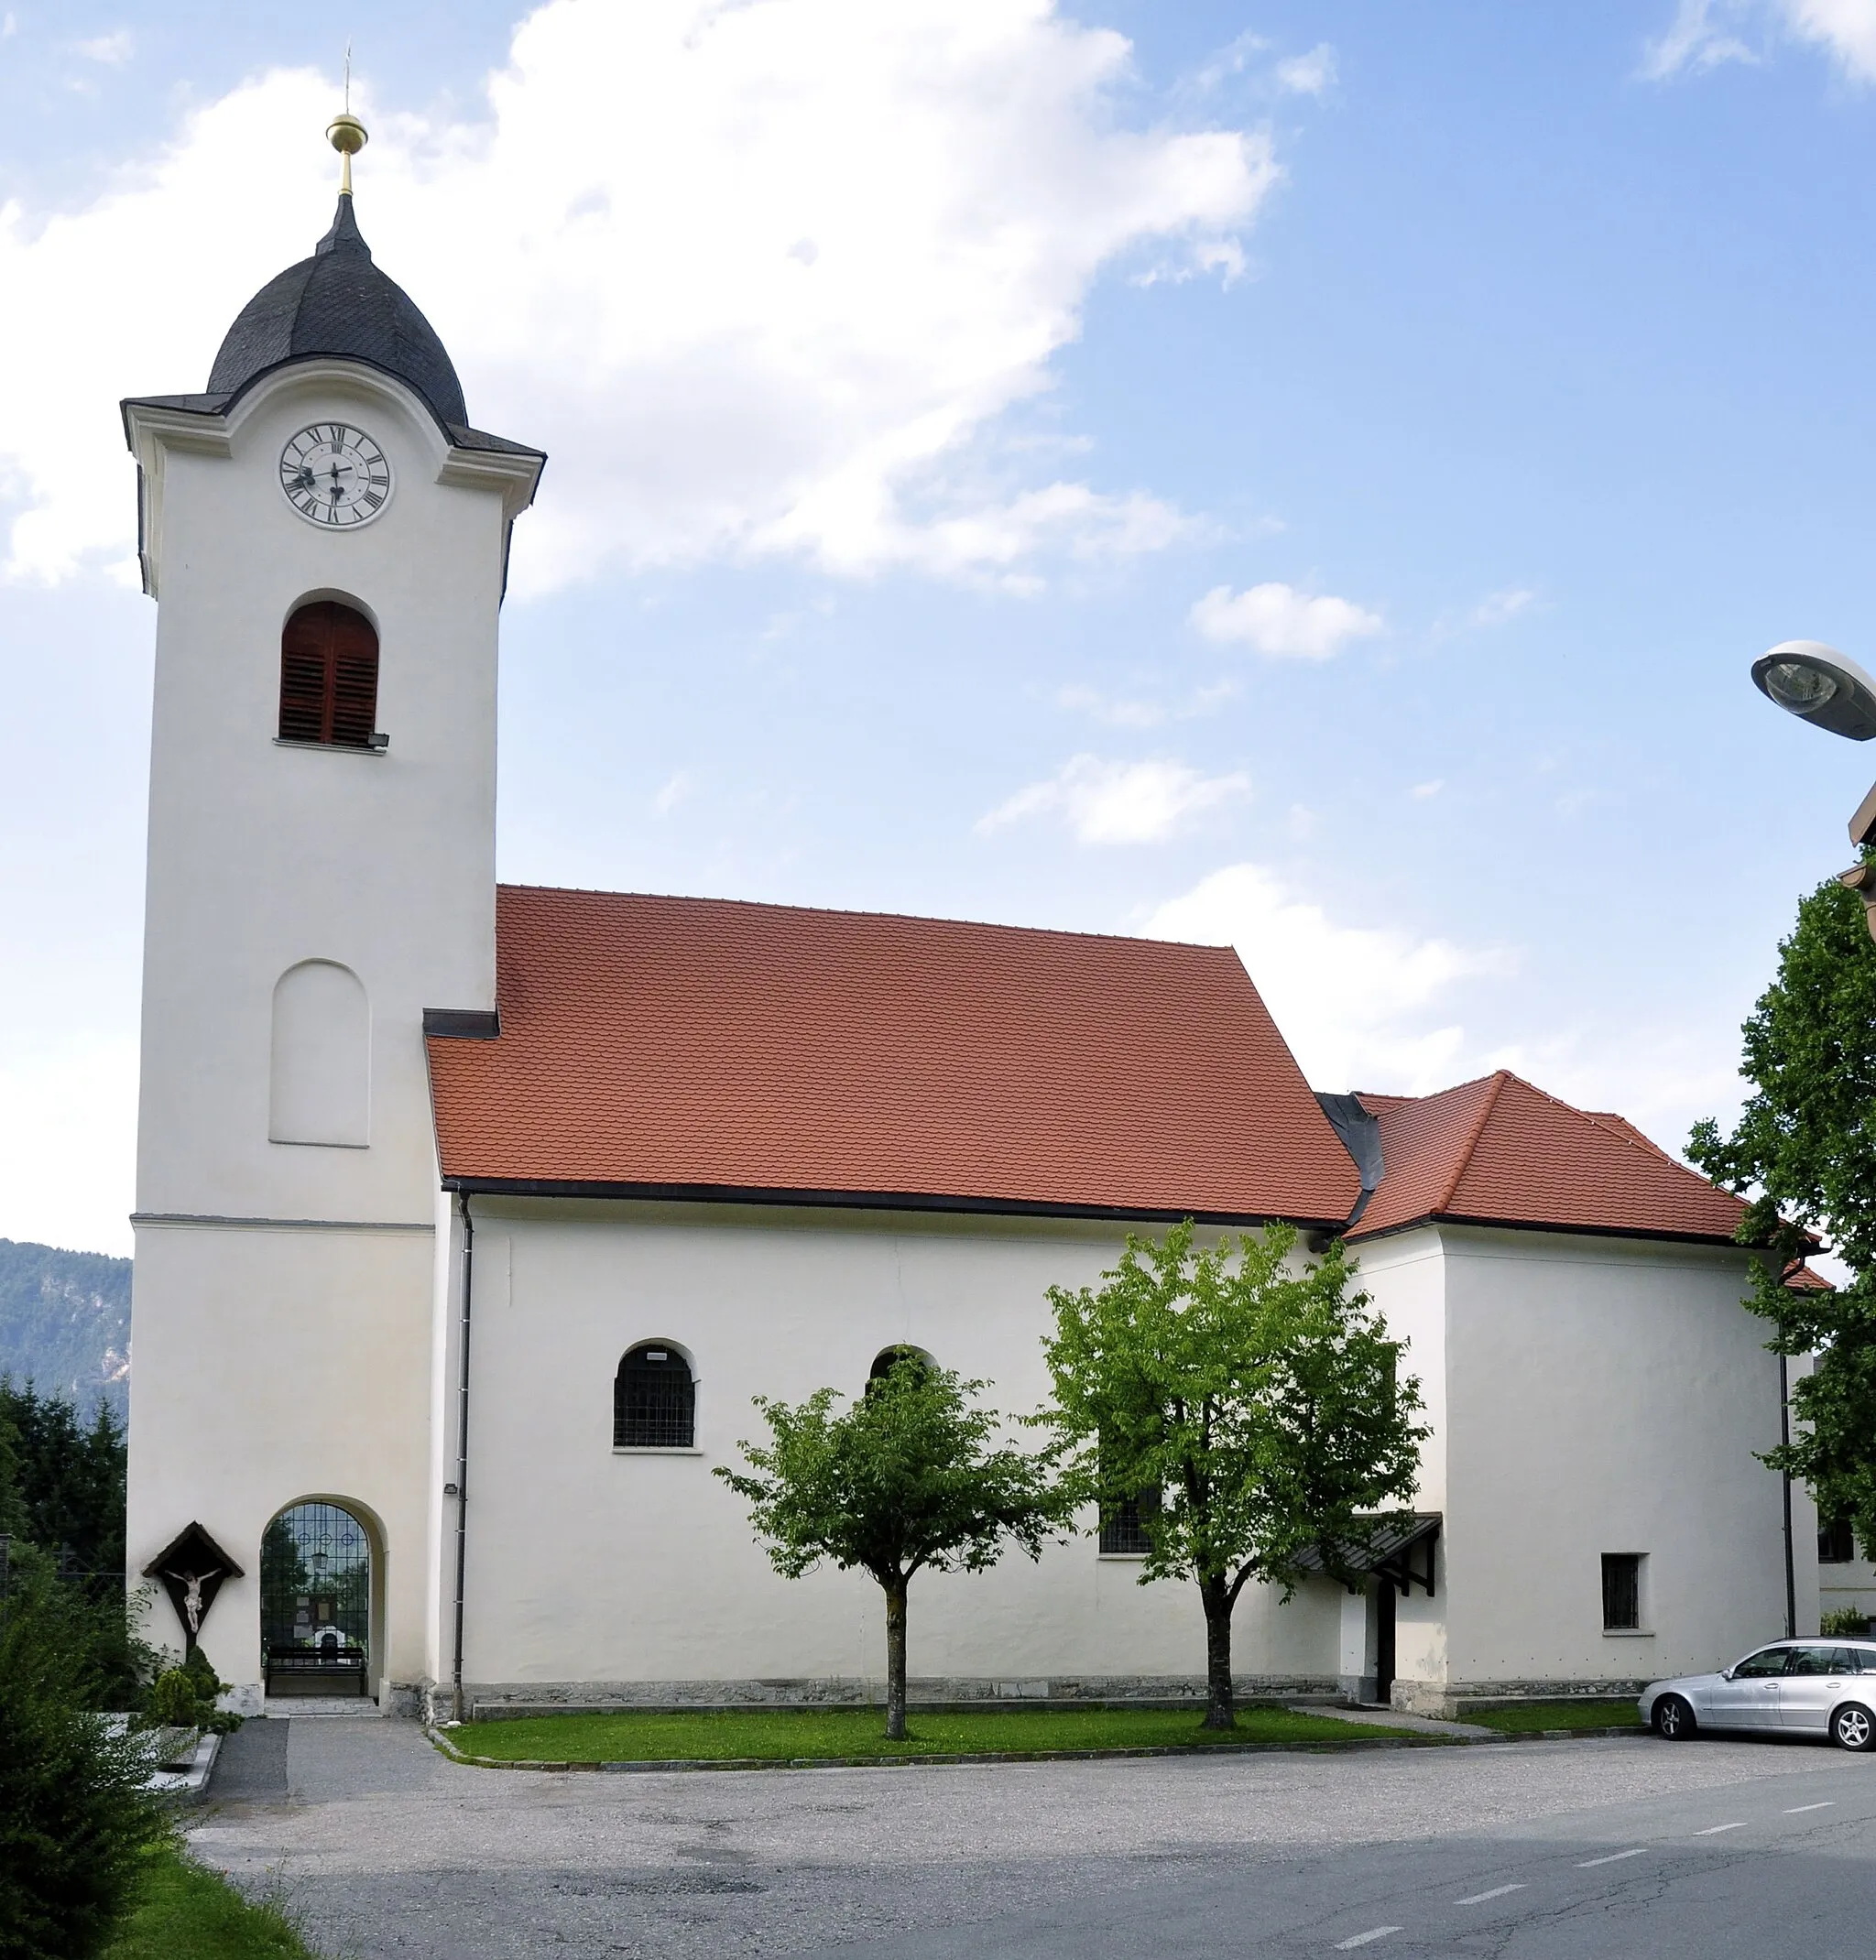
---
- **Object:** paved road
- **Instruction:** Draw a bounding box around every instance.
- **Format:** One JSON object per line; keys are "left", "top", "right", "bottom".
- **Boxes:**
{"left": 191, "top": 1719, "right": 1876, "bottom": 1958}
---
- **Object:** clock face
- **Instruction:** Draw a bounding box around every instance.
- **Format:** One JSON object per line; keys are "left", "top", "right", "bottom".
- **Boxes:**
{"left": 278, "top": 423, "right": 392, "bottom": 528}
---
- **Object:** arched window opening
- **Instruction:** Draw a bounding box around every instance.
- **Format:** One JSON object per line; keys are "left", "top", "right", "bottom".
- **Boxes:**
{"left": 260, "top": 1500, "right": 372, "bottom": 1698}
{"left": 615, "top": 1343, "right": 695, "bottom": 1449}
{"left": 279, "top": 600, "right": 379, "bottom": 747}
{"left": 867, "top": 1345, "right": 934, "bottom": 1392}
{"left": 270, "top": 960, "right": 369, "bottom": 1146}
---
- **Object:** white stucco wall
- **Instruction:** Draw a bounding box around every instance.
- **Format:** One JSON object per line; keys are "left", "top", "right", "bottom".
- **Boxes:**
{"left": 442, "top": 1198, "right": 1342, "bottom": 1698}
{"left": 1436, "top": 1225, "right": 1804, "bottom": 1693}
{"left": 125, "top": 1219, "right": 436, "bottom": 1694}
{"left": 124, "top": 363, "right": 535, "bottom": 1700}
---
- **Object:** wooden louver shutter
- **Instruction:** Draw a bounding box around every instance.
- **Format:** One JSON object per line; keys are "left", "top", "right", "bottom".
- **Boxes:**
{"left": 278, "top": 601, "right": 379, "bottom": 747}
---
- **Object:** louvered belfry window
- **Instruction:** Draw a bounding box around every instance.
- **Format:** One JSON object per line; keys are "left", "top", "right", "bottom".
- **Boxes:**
{"left": 279, "top": 601, "right": 378, "bottom": 746}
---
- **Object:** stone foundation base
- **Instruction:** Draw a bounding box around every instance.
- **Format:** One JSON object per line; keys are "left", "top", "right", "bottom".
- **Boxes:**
{"left": 1392, "top": 1677, "right": 1652, "bottom": 1720}
{"left": 440, "top": 1673, "right": 1342, "bottom": 1724}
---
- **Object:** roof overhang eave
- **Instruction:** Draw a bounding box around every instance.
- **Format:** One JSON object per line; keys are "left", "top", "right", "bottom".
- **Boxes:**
{"left": 436, "top": 1173, "right": 1348, "bottom": 1231}
{"left": 1345, "top": 1210, "right": 1760, "bottom": 1252}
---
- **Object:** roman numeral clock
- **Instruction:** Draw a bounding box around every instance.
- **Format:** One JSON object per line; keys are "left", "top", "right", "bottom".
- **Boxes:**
{"left": 278, "top": 421, "right": 392, "bottom": 528}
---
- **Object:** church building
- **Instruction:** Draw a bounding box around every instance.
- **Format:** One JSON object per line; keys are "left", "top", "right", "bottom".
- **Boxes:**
{"left": 122, "top": 128, "right": 1818, "bottom": 1722}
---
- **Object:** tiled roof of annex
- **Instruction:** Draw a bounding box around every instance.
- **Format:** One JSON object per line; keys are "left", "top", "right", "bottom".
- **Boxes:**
{"left": 424, "top": 885, "right": 1364, "bottom": 1223}
{"left": 1346, "top": 1070, "right": 1751, "bottom": 1245}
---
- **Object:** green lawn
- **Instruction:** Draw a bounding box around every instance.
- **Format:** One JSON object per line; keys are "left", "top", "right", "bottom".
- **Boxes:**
{"left": 449, "top": 1704, "right": 1425, "bottom": 1763}
{"left": 104, "top": 1843, "right": 316, "bottom": 1960}
{"left": 1465, "top": 1699, "right": 1643, "bottom": 1735}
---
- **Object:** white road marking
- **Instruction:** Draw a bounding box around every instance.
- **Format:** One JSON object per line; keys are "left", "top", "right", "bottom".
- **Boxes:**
{"left": 1576, "top": 1847, "right": 1647, "bottom": 1867}
{"left": 1784, "top": 1802, "right": 1836, "bottom": 1813}
{"left": 1695, "top": 1823, "right": 1745, "bottom": 1835}
{"left": 1455, "top": 1883, "right": 1526, "bottom": 1904}
{"left": 1334, "top": 1930, "right": 1402, "bottom": 1950}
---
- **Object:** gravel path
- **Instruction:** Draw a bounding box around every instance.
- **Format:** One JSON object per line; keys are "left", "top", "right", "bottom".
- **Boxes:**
{"left": 187, "top": 1718, "right": 1849, "bottom": 1959}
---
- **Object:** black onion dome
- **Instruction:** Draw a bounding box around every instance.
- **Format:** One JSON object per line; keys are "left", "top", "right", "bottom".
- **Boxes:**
{"left": 207, "top": 193, "right": 467, "bottom": 427}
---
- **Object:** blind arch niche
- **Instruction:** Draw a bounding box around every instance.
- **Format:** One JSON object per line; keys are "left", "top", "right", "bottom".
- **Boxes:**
{"left": 270, "top": 960, "right": 370, "bottom": 1147}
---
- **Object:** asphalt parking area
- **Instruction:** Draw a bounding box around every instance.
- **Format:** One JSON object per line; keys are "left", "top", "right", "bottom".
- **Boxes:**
{"left": 188, "top": 1719, "right": 1876, "bottom": 1959}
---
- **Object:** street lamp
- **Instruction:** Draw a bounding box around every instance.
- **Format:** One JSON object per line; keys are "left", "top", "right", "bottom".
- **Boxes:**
{"left": 1751, "top": 640, "right": 1876, "bottom": 923}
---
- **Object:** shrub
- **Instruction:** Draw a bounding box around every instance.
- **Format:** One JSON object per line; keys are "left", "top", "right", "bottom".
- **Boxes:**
{"left": 0, "top": 1553, "right": 170, "bottom": 1960}
{"left": 138, "top": 1650, "right": 242, "bottom": 1737}
{"left": 1821, "top": 1606, "right": 1872, "bottom": 1639}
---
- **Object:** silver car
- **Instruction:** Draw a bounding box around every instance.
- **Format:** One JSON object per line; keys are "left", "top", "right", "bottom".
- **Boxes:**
{"left": 1641, "top": 1639, "right": 1876, "bottom": 1749}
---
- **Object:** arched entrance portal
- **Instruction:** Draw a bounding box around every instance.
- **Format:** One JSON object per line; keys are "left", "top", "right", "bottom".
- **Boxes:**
{"left": 261, "top": 1500, "right": 374, "bottom": 1699}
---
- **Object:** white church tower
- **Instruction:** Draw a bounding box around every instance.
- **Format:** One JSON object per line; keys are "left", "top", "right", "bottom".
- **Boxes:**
{"left": 122, "top": 116, "right": 542, "bottom": 1709}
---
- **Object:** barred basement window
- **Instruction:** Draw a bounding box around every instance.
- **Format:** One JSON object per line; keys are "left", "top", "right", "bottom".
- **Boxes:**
{"left": 279, "top": 599, "right": 379, "bottom": 747}
{"left": 1601, "top": 1552, "right": 1642, "bottom": 1630}
{"left": 1820, "top": 1519, "right": 1858, "bottom": 1564}
{"left": 1100, "top": 1485, "right": 1161, "bottom": 1556}
{"left": 614, "top": 1343, "right": 695, "bottom": 1449}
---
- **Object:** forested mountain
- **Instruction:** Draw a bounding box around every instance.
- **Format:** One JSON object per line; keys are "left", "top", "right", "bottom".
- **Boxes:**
{"left": 0, "top": 1239, "right": 130, "bottom": 1420}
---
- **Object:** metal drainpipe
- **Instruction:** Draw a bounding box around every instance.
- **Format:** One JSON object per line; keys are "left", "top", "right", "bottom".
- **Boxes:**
{"left": 1779, "top": 1349, "right": 1796, "bottom": 1641}
{"left": 451, "top": 1192, "right": 475, "bottom": 1722}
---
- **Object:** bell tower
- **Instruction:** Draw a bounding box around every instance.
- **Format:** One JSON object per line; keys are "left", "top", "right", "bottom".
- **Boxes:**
{"left": 121, "top": 117, "right": 543, "bottom": 1710}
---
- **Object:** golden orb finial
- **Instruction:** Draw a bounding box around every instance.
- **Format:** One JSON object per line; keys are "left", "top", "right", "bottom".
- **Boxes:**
{"left": 327, "top": 113, "right": 368, "bottom": 195}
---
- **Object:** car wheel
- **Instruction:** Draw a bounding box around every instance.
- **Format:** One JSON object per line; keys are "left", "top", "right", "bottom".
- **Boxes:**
{"left": 1652, "top": 1693, "right": 1696, "bottom": 1740}
{"left": 1831, "top": 1703, "right": 1876, "bottom": 1752}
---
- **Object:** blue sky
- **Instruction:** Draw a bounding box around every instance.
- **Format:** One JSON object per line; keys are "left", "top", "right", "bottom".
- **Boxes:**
{"left": 5, "top": 0, "right": 1876, "bottom": 1256}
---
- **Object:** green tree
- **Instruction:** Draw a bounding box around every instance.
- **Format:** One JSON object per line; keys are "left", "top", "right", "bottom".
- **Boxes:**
{"left": 1038, "top": 1220, "right": 1427, "bottom": 1730}
{"left": 1688, "top": 867, "right": 1876, "bottom": 1554}
{"left": 0, "top": 1380, "right": 125, "bottom": 1579}
{"left": 0, "top": 1551, "right": 169, "bottom": 1960}
{"left": 716, "top": 1356, "right": 1069, "bottom": 1739}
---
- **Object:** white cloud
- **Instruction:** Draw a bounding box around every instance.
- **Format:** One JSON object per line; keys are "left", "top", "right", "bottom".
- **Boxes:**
{"left": 1145, "top": 862, "right": 1514, "bottom": 1093}
{"left": 1054, "top": 678, "right": 1237, "bottom": 727}
{"left": 1642, "top": 0, "right": 1759, "bottom": 75}
{"left": 1189, "top": 581, "right": 1382, "bottom": 659}
{"left": 1410, "top": 779, "right": 1444, "bottom": 799}
{"left": 977, "top": 754, "right": 1249, "bottom": 844}
{"left": 70, "top": 30, "right": 134, "bottom": 64}
{"left": 0, "top": 1032, "right": 137, "bottom": 1256}
{"left": 1645, "top": 0, "right": 1876, "bottom": 80}
{"left": 0, "top": 0, "right": 1278, "bottom": 592}
{"left": 1471, "top": 586, "right": 1534, "bottom": 627}
{"left": 1274, "top": 44, "right": 1337, "bottom": 96}
{"left": 652, "top": 770, "right": 690, "bottom": 815}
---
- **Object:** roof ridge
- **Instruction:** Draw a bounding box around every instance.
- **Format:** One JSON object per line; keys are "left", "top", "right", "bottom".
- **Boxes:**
{"left": 1434, "top": 1069, "right": 1512, "bottom": 1215}
{"left": 496, "top": 883, "right": 1242, "bottom": 955}
{"left": 1501, "top": 1072, "right": 1714, "bottom": 1184}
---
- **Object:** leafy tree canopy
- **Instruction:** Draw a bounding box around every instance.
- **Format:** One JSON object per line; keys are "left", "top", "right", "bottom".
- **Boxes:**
{"left": 717, "top": 1356, "right": 1069, "bottom": 1737}
{"left": 1689, "top": 866, "right": 1876, "bottom": 1554}
{"left": 1037, "top": 1220, "right": 1426, "bottom": 1728}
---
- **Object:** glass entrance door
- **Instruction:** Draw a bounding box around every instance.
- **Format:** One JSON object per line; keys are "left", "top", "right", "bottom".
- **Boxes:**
{"left": 260, "top": 1501, "right": 371, "bottom": 1697}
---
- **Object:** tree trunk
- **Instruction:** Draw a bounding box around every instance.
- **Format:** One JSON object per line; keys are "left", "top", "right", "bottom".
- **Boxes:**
{"left": 884, "top": 1579, "right": 909, "bottom": 1741}
{"left": 1200, "top": 1574, "right": 1236, "bottom": 1730}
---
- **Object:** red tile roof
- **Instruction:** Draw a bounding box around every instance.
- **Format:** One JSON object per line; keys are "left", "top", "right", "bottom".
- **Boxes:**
{"left": 425, "top": 886, "right": 1364, "bottom": 1222}
{"left": 1347, "top": 1072, "right": 1750, "bottom": 1245}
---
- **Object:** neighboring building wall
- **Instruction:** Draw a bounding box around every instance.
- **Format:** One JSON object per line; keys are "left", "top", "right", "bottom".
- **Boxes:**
{"left": 1430, "top": 1225, "right": 1800, "bottom": 1711}
{"left": 437, "top": 1197, "right": 1344, "bottom": 1707}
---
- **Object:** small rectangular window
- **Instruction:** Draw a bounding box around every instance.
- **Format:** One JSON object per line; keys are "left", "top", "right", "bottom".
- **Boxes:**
{"left": 1602, "top": 1552, "right": 1642, "bottom": 1630}
{"left": 1100, "top": 1486, "right": 1161, "bottom": 1556}
{"left": 1819, "top": 1519, "right": 1858, "bottom": 1564}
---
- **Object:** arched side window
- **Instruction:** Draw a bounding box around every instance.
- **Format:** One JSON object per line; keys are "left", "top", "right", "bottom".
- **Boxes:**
{"left": 279, "top": 600, "right": 378, "bottom": 747}
{"left": 615, "top": 1343, "right": 695, "bottom": 1449}
{"left": 270, "top": 960, "right": 369, "bottom": 1146}
{"left": 867, "top": 1345, "right": 934, "bottom": 1390}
